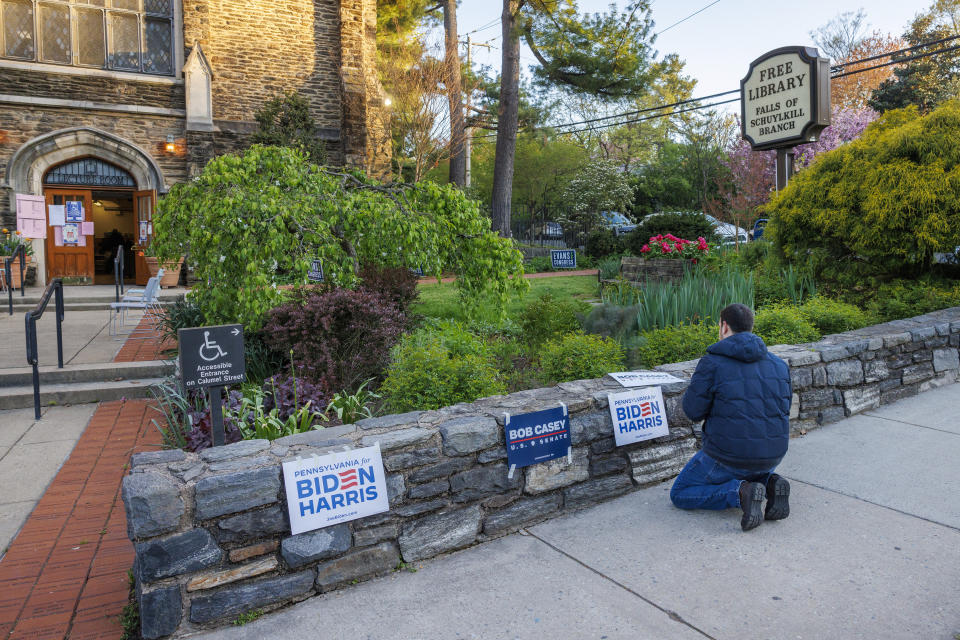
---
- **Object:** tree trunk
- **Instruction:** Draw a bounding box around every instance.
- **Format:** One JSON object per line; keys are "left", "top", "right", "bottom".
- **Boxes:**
{"left": 491, "top": 0, "right": 520, "bottom": 238}
{"left": 444, "top": 0, "right": 466, "bottom": 187}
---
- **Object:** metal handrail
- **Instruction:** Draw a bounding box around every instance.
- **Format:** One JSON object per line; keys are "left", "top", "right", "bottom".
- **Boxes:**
{"left": 25, "top": 278, "right": 65, "bottom": 419}
{"left": 6, "top": 243, "right": 27, "bottom": 315}
{"left": 114, "top": 244, "right": 125, "bottom": 303}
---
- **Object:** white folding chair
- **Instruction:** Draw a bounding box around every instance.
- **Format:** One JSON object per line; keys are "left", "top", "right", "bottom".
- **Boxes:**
{"left": 122, "top": 269, "right": 163, "bottom": 301}
{"left": 110, "top": 276, "right": 162, "bottom": 338}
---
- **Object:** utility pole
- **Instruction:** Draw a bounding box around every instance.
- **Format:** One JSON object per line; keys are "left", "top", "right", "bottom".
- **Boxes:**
{"left": 460, "top": 36, "right": 493, "bottom": 189}
{"left": 465, "top": 35, "right": 472, "bottom": 188}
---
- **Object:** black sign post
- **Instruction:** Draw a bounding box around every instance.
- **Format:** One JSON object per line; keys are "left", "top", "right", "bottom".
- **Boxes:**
{"left": 178, "top": 324, "right": 246, "bottom": 447}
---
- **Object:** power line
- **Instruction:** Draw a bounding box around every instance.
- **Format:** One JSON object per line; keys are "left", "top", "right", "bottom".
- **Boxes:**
{"left": 832, "top": 42, "right": 960, "bottom": 79}
{"left": 462, "top": 17, "right": 501, "bottom": 37}
{"left": 830, "top": 33, "right": 960, "bottom": 71}
{"left": 655, "top": 0, "right": 722, "bottom": 36}
{"left": 473, "top": 34, "right": 960, "bottom": 140}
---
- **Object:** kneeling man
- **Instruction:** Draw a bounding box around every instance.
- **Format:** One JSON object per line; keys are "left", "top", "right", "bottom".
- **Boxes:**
{"left": 670, "top": 303, "right": 793, "bottom": 531}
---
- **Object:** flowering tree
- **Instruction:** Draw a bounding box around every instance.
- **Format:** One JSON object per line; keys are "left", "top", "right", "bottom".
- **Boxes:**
{"left": 712, "top": 106, "right": 881, "bottom": 235}
{"left": 560, "top": 160, "right": 633, "bottom": 227}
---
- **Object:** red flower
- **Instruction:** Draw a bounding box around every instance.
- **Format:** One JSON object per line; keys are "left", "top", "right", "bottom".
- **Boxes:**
{"left": 661, "top": 244, "right": 672, "bottom": 253}
{"left": 640, "top": 244, "right": 651, "bottom": 253}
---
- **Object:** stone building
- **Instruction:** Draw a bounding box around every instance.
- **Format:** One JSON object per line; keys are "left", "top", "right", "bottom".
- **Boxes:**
{"left": 0, "top": 0, "right": 390, "bottom": 285}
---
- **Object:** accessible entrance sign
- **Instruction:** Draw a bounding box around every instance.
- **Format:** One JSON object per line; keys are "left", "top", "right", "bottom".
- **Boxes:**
{"left": 178, "top": 324, "right": 246, "bottom": 390}
{"left": 178, "top": 324, "right": 246, "bottom": 448}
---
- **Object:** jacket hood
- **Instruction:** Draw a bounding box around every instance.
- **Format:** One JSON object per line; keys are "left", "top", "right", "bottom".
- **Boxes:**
{"left": 707, "top": 331, "right": 768, "bottom": 363}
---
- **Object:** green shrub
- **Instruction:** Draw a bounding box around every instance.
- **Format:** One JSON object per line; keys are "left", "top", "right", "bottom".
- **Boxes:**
{"left": 538, "top": 332, "right": 625, "bottom": 383}
{"left": 634, "top": 323, "right": 716, "bottom": 368}
{"left": 799, "top": 296, "right": 871, "bottom": 335}
{"left": 585, "top": 228, "right": 625, "bottom": 257}
{"left": 753, "top": 305, "right": 821, "bottom": 346}
{"left": 626, "top": 212, "right": 716, "bottom": 255}
{"left": 863, "top": 279, "right": 960, "bottom": 322}
{"left": 524, "top": 256, "right": 554, "bottom": 273}
{"left": 583, "top": 303, "right": 640, "bottom": 340}
{"left": 767, "top": 102, "right": 960, "bottom": 282}
{"left": 380, "top": 324, "right": 504, "bottom": 412}
{"left": 518, "top": 293, "right": 588, "bottom": 346}
{"left": 597, "top": 255, "right": 623, "bottom": 280}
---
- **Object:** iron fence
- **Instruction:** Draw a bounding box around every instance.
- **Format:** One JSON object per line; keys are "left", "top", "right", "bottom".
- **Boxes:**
{"left": 508, "top": 204, "right": 591, "bottom": 249}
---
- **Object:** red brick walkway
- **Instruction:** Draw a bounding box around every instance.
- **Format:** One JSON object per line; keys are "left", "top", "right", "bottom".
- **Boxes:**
{"left": 0, "top": 400, "right": 161, "bottom": 640}
{"left": 113, "top": 315, "right": 172, "bottom": 363}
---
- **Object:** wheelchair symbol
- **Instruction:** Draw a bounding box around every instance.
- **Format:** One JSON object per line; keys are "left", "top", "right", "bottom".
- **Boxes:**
{"left": 199, "top": 331, "right": 227, "bottom": 362}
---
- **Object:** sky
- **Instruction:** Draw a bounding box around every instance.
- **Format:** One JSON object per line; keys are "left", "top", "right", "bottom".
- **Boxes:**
{"left": 450, "top": 0, "right": 926, "bottom": 105}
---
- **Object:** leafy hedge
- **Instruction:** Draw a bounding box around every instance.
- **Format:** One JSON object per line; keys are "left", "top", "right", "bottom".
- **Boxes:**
{"left": 538, "top": 333, "right": 625, "bottom": 383}
{"left": 767, "top": 102, "right": 960, "bottom": 282}
{"left": 380, "top": 322, "right": 504, "bottom": 412}
{"left": 634, "top": 323, "right": 716, "bottom": 368}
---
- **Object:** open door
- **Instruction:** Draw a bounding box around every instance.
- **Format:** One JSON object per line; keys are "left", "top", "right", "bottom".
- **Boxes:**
{"left": 133, "top": 190, "right": 157, "bottom": 286}
{"left": 45, "top": 190, "right": 94, "bottom": 282}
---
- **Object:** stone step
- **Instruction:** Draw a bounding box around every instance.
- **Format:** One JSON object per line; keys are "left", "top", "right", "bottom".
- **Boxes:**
{"left": 0, "top": 360, "right": 173, "bottom": 388}
{"left": 0, "top": 377, "right": 164, "bottom": 410}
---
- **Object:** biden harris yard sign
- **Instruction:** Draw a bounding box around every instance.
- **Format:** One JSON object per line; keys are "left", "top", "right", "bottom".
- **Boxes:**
{"left": 282, "top": 445, "right": 389, "bottom": 535}
{"left": 607, "top": 387, "right": 669, "bottom": 446}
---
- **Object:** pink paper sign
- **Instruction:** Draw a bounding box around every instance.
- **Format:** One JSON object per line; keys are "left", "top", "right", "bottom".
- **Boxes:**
{"left": 81, "top": 221, "right": 95, "bottom": 235}
{"left": 54, "top": 226, "right": 63, "bottom": 247}
{"left": 15, "top": 194, "right": 47, "bottom": 239}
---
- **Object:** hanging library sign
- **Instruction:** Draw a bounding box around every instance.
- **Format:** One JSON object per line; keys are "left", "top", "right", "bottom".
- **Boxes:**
{"left": 740, "top": 46, "right": 831, "bottom": 151}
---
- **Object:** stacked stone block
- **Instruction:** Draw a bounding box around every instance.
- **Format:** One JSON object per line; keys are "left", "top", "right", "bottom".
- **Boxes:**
{"left": 123, "top": 307, "right": 960, "bottom": 637}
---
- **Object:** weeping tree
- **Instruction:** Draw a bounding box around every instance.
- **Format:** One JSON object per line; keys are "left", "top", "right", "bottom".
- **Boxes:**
{"left": 492, "top": 0, "right": 659, "bottom": 237}
{"left": 153, "top": 145, "right": 526, "bottom": 328}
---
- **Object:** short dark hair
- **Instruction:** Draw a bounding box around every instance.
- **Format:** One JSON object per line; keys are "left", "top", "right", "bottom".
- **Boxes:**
{"left": 720, "top": 303, "right": 754, "bottom": 333}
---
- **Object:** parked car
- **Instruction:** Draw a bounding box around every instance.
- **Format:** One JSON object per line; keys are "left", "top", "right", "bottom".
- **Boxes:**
{"left": 642, "top": 211, "right": 750, "bottom": 245}
{"left": 702, "top": 214, "right": 749, "bottom": 245}
{"left": 600, "top": 211, "right": 637, "bottom": 236}
{"left": 751, "top": 218, "right": 769, "bottom": 241}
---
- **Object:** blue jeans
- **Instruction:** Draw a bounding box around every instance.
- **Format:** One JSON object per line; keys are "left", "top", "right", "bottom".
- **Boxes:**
{"left": 670, "top": 450, "right": 778, "bottom": 510}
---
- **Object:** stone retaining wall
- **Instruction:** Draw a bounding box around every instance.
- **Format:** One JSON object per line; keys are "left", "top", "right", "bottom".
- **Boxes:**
{"left": 122, "top": 307, "right": 960, "bottom": 638}
{"left": 620, "top": 256, "right": 692, "bottom": 283}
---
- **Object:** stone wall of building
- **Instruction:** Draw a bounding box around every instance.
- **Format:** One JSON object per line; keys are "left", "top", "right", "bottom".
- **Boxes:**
{"left": 0, "top": 106, "right": 188, "bottom": 229}
{"left": 183, "top": 0, "right": 343, "bottom": 129}
{"left": 123, "top": 307, "right": 960, "bottom": 638}
{"left": 0, "top": 69, "right": 185, "bottom": 109}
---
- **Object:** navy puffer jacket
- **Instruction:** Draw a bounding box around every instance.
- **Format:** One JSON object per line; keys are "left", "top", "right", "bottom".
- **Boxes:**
{"left": 682, "top": 332, "right": 792, "bottom": 470}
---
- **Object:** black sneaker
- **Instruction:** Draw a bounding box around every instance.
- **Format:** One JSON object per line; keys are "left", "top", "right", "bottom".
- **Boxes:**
{"left": 739, "top": 481, "right": 765, "bottom": 531}
{"left": 765, "top": 475, "right": 790, "bottom": 521}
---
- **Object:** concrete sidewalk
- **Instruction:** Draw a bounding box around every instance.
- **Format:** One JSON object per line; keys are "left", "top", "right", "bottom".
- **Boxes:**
{"left": 197, "top": 384, "right": 960, "bottom": 640}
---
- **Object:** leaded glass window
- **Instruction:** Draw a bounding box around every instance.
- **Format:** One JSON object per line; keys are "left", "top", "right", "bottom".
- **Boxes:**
{"left": 0, "top": 0, "right": 175, "bottom": 75}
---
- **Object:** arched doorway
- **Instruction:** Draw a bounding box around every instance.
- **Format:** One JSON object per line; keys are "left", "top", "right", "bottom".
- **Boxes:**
{"left": 5, "top": 128, "right": 166, "bottom": 285}
{"left": 42, "top": 158, "right": 155, "bottom": 285}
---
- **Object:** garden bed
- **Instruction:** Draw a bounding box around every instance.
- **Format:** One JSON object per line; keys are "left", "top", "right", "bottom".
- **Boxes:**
{"left": 126, "top": 305, "right": 960, "bottom": 638}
